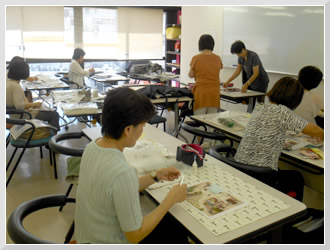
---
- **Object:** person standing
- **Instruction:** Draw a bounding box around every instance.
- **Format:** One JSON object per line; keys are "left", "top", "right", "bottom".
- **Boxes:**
{"left": 223, "top": 41, "right": 269, "bottom": 97}
{"left": 69, "top": 48, "right": 95, "bottom": 88}
{"left": 188, "top": 34, "right": 223, "bottom": 115}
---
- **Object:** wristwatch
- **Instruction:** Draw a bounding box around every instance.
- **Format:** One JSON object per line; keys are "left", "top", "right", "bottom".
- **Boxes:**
{"left": 150, "top": 170, "right": 159, "bottom": 182}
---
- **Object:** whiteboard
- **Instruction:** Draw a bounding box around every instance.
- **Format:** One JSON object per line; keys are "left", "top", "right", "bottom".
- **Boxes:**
{"left": 222, "top": 6, "right": 324, "bottom": 75}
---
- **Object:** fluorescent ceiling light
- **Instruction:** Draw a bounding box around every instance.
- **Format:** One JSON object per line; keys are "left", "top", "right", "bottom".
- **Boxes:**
{"left": 263, "top": 12, "right": 295, "bottom": 17}
{"left": 255, "top": 6, "right": 287, "bottom": 10}
{"left": 224, "top": 7, "right": 248, "bottom": 13}
{"left": 303, "top": 9, "right": 324, "bottom": 14}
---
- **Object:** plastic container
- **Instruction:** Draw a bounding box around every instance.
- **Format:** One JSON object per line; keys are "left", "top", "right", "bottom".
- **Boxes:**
{"left": 218, "top": 118, "right": 235, "bottom": 127}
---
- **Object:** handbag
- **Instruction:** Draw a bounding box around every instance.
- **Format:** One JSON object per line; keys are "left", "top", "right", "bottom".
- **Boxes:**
{"left": 176, "top": 144, "right": 205, "bottom": 167}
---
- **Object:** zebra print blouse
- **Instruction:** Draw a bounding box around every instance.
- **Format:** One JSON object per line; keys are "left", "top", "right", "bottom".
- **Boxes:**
{"left": 234, "top": 103, "right": 307, "bottom": 170}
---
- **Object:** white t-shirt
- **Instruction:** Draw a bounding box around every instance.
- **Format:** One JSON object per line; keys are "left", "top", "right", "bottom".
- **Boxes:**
{"left": 68, "top": 59, "right": 90, "bottom": 88}
{"left": 75, "top": 140, "right": 143, "bottom": 243}
{"left": 234, "top": 103, "right": 307, "bottom": 170}
{"left": 294, "top": 90, "right": 323, "bottom": 124}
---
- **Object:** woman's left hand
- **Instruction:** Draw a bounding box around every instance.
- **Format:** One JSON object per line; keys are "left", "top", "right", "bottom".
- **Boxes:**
{"left": 156, "top": 166, "right": 181, "bottom": 181}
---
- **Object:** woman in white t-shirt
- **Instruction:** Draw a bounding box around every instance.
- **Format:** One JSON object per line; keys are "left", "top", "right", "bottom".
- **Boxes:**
{"left": 294, "top": 65, "right": 324, "bottom": 125}
{"left": 68, "top": 48, "right": 95, "bottom": 88}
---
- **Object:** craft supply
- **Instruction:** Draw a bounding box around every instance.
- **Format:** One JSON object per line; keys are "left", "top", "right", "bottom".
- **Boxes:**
{"left": 192, "top": 156, "right": 198, "bottom": 175}
{"left": 180, "top": 175, "right": 185, "bottom": 185}
{"left": 218, "top": 118, "right": 235, "bottom": 127}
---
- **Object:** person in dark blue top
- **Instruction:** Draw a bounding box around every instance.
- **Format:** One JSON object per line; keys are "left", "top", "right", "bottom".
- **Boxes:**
{"left": 224, "top": 40, "right": 269, "bottom": 95}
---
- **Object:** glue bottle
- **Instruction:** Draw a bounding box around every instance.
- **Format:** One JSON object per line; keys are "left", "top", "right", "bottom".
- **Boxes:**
{"left": 192, "top": 155, "right": 198, "bottom": 175}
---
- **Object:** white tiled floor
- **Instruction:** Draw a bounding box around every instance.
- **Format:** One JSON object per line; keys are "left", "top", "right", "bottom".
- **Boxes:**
{"left": 6, "top": 108, "right": 324, "bottom": 244}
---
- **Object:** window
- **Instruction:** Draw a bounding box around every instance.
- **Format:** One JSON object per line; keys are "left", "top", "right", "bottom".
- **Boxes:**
{"left": 6, "top": 6, "right": 165, "bottom": 61}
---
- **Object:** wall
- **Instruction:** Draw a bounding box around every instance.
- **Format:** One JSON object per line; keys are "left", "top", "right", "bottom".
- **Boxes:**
{"left": 180, "top": 6, "right": 223, "bottom": 84}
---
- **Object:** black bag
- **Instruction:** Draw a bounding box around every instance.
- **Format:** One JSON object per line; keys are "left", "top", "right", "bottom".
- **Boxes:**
{"left": 137, "top": 85, "right": 193, "bottom": 99}
{"left": 176, "top": 144, "right": 205, "bottom": 167}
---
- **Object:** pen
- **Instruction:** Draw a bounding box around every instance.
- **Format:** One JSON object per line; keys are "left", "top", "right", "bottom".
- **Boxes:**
{"left": 180, "top": 175, "right": 185, "bottom": 185}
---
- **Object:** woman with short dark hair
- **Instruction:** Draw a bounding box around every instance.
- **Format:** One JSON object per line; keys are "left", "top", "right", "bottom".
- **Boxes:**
{"left": 6, "top": 60, "right": 60, "bottom": 130}
{"left": 68, "top": 48, "right": 95, "bottom": 88}
{"left": 224, "top": 40, "right": 269, "bottom": 95}
{"left": 75, "top": 88, "right": 188, "bottom": 244}
{"left": 188, "top": 34, "right": 223, "bottom": 115}
{"left": 294, "top": 66, "right": 324, "bottom": 124}
{"left": 234, "top": 77, "right": 323, "bottom": 201}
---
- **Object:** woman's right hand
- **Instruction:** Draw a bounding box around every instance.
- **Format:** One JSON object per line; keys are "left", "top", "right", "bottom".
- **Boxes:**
{"left": 167, "top": 184, "right": 187, "bottom": 204}
{"left": 223, "top": 81, "right": 229, "bottom": 88}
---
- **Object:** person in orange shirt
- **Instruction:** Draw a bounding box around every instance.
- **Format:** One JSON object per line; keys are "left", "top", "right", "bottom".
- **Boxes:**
{"left": 188, "top": 34, "right": 223, "bottom": 115}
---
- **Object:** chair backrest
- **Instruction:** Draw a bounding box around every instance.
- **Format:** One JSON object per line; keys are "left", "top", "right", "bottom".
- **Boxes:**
{"left": 6, "top": 106, "right": 32, "bottom": 119}
{"left": 209, "top": 144, "right": 278, "bottom": 187}
{"left": 7, "top": 194, "right": 75, "bottom": 244}
{"left": 181, "top": 121, "right": 227, "bottom": 144}
{"left": 48, "top": 132, "right": 86, "bottom": 157}
{"left": 60, "top": 77, "right": 80, "bottom": 89}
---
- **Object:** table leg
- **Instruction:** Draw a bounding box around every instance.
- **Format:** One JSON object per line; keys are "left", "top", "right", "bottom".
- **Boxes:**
{"left": 247, "top": 96, "right": 254, "bottom": 113}
{"left": 172, "top": 101, "right": 188, "bottom": 143}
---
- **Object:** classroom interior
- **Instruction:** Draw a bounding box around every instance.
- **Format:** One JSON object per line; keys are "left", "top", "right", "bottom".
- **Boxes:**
{"left": 4, "top": 5, "right": 326, "bottom": 245}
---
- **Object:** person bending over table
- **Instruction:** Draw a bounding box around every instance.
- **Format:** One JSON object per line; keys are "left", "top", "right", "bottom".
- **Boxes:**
{"left": 75, "top": 87, "right": 188, "bottom": 244}
{"left": 294, "top": 65, "right": 324, "bottom": 126}
{"left": 234, "top": 77, "right": 324, "bottom": 201}
{"left": 6, "top": 60, "right": 60, "bottom": 130}
{"left": 69, "top": 48, "right": 95, "bottom": 88}
{"left": 223, "top": 40, "right": 269, "bottom": 103}
{"left": 188, "top": 34, "right": 223, "bottom": 115}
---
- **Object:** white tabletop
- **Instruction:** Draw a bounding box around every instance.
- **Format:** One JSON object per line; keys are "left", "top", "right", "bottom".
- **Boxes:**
{"left": 22, "top": 74, "right": 69, "bottom": 90}
{"left": 191, "top": 112, "right": 324, "bottom": 171}
{"left": 90, "top": 73, "right": 130, "bottom": 82}
{"left": 220, "top": 88, "right": 265, "bottom": 98}
{"left": 82, "top": 125, "right": 306, "bottom": 243}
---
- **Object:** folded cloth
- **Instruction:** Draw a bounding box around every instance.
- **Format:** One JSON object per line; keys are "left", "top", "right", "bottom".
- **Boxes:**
{"left": 66, "top": 156, "right": 81, "bottom": 184}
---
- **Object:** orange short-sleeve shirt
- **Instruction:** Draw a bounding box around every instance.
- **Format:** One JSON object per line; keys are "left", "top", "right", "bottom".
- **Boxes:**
{"left": 190, "top": 53, "right": 222, "bottom": 111}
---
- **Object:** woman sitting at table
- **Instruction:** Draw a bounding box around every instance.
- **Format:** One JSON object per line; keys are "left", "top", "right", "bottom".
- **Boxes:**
{"left": 69, "top": 48, "right": 95, "bottom": 88}
{"left": 7, "top": 56, "right": 39, "bottom": 102}
{"left": 234, "top": 77, "right": 324, "bottom": 201}
{"left": 75, "top": 87, "right": 188, "bottom": 244}
{"left": 6, "top": 59, "right": 60, "bottom": 130}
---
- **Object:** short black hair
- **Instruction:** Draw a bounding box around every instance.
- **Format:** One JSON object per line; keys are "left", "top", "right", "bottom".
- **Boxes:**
{"left": 198, "top": 34, "right": 215, "bottom": 51}
{"left": 7, "top": 60, "right": 30, "bottom": 80}
{"left": 7, "top": 56, "right": 25, "bottom": 69}
{"left": 298, "top": 66, "right": 323, "bottom": 90}
{"left": 267, "top": 77, "right": 304, "bottom": 110}
{"left": 101, "top": 88, "right": 155, "bottom": 140}
{"left": 72, "top": 48, "right": 86, "bottom": 60}
{"left": 230, "top": 40, "right": 246, "bottom": 54}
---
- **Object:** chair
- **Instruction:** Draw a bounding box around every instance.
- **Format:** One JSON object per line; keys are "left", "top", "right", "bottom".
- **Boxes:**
{"left": 48, "top": 132, "right": 86, "bottom": 211}
{"left": 59, "top": 76, "right": 80, "bottom": 89}
{"left": 181, "top": 121, "right": 233, "bottom": 147}
{"left": 148, "top": 114, "right": 167, "bottom": 132}
{"left": 209, "top": 144, "right": 279, "bottom": 188}
{"left": 6, "top": 106, "right": 32, "bottom": 147}
{"left": 7, "top": 194, "right": 75, "bottom": 244}
{"left": 6, "top": 117, "right": 57, "bottom": 187}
